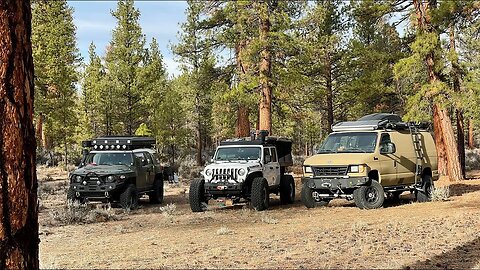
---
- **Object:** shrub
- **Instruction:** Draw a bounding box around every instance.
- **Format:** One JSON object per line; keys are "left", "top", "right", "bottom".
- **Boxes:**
{"left": 216, "top": 226, "right": 234, "bottom": 235}
{"left": 261, "top": 214, "right": 278, "bottom": 224}
{"left": 431, "top": 186, "right": 450, "bottom": 202}
{"left": 466, "top": 149, "right": 480, "bottom": 171}
{"left": 159, "top": 203, "right": 177, "bottom": 217}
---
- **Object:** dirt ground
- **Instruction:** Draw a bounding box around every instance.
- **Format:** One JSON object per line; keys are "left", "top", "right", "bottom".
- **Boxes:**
{"left": 38, "top": 167, "right": 480, "bottom": 269}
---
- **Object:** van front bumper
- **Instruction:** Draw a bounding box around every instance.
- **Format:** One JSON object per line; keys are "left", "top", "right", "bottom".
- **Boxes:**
{"left": 302, "top": 176, "right": 370, "bottom": 190}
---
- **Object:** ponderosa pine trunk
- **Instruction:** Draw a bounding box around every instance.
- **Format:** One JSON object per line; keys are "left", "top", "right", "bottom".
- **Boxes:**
{"left": 325, "top": 52, "right": 334, "bottom": 133}
{"left": 234, "top": 40, "right": 250, "bottom": 137}
{"left": 468, "top": 119, "right": 475, "bottom": 149}
{"left": 258, "top": 4, "right": 272, "bottom": 135}
{"left": 414, "top": 0, "right": 463, "bottom": 181}
{"left": 449, "top": 24, "right": 466, "bottom": 178}
{"left": 0, "top": 0, "right": 39, "bottom": 268}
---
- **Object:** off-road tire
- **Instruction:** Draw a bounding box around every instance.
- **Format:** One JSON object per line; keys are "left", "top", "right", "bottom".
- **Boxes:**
{"left": 301, "top": 181, "right": 316, "bottom": 208}
{"left": 66, "top": 187, "right": 84, "bottom": 204}
{"left": 120, "top": 184, "right": 139, "bottom": 210}
{"left": 353, "top": 181, "right": 385, "bottom": 209}
{"left": 189, "top": 179, "right": 208, "bottom": 212}
{"left": 251, "top": 177, "right": 269, "bottom": 211}
{"left": 280, "top": 175, "right": 295, "bottom": 204}
{"left": 416, "top": 174, "right": 433, "bottom": 202}
{"left": 149, "top": 177, "right": 164, "bottom": 204}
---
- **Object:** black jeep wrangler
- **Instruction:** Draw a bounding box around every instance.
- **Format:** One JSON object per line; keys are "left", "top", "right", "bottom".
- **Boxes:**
{"left": 67, "top": 137, "right": 171, "bottom": 210}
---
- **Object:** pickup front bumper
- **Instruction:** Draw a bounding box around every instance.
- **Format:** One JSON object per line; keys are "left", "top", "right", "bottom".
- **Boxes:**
{"left": 302, "top": 176, "right": 370, "bottom": 191}
{"left": 70, "top": 181, "right": 125, "bottom": 200}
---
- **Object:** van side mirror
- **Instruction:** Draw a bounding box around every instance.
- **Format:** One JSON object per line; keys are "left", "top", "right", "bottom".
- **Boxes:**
{"left": 264, "top": 155, "right": 272, "bottom": 164}
{"left": 380, "top": 142, "right": 396, "bottom": 154}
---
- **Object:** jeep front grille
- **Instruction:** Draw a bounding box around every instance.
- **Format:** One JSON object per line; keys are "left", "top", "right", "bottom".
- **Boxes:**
{"left": 313, "top": 166, "right": 348, "bottom": 177}
{"left": 212, "top": 168, "right": 239, "bottom": 182}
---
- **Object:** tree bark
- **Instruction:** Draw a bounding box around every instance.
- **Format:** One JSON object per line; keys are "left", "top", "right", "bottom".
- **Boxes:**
{"left": 258, "top": 4, "right": 272, "bottom": 135}
{"left": 468, "top": 119, "right": 475, "bottom": 149}
{"left": 234, "top": 40, "right": 251, "bottom": 137}
{"left": 0, "top": 0, "right": 39, "bottom": 268}
{"left": 235, "top": 106, "right": 250, "bottom": 137}
{"left": 35, "top": 113, "right": 44, "bottom": 148}
{"left": 449, "top": 24, "right": 466, "bottom": 178}
{"left": 325, "top": 52, "right": 334, "bottom": 134}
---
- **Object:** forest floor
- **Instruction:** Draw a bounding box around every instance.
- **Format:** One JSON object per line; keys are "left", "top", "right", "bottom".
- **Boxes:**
{"left": 38, "top": 166, "right": 480, "bottom": 269}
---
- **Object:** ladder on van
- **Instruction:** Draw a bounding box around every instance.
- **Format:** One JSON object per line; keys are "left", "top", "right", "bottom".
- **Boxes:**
{"left": 408, "top": 123, "right": 424, "bottom": 185}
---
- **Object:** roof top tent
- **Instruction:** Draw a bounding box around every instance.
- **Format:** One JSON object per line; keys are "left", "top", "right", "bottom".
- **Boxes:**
{"left": 332, "top": 113, "right": 430, "bottom": 132}
{"left": 82, "top": 136, "right": 156, "bottom": 151}
{"left": 219, "top": 131, "right": 293, "bottom": 167}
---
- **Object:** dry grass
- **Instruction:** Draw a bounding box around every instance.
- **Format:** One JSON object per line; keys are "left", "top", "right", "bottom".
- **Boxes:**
{"left": 38, "top": 166, "right": 480, "bottom": 269}
{"left": 431, "top": 186, "right": 450, "bottom": 201}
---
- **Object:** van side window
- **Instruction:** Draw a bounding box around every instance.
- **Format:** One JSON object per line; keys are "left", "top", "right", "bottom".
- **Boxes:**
{"left": 380, "top": 134, "right": 391, "bottom": 152}
{"left": 270, "top": 148, "right": 277, "bottom": 162}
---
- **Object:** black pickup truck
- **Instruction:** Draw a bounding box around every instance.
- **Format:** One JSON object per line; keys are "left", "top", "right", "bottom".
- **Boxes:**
{"left": 67, "top": 137, "right": 172, "bottom": 210}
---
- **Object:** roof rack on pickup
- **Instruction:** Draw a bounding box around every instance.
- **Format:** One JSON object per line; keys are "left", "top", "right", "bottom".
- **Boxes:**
{"left": 332, "top": 113, "right": 431, "bottom": 132}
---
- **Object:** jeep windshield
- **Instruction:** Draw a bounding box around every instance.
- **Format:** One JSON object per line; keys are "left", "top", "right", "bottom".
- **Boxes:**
{"left": 84, "top": 152, "right": 134, "bottom": 166}
{"left": 215, "top": 147, "right": 261, "bottom": 161}
{"left": 318, "top": 132, "right": 377, "bottom": 153}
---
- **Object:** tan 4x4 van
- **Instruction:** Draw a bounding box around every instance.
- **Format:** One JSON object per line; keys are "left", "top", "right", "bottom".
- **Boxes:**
{"left": 301, "top": 113, "right": 438, "bottom": 209}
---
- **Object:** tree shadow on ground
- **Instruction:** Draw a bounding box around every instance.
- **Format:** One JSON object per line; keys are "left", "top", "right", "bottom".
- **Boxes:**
{"left": 448, "top": 183, "right": 480, "bottom": 197}
{"left": 403, "top": 236, "right": 480, "bottom": 270}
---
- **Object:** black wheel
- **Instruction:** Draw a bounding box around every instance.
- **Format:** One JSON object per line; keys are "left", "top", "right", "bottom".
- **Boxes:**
{"left": 66, "top": 187, "right": 84, "bottom": 204}
{"left": 416, "top": 175, "right": 433, "bottom": 202}
{"left": 251, "top": 177, "right": 269, "bottom": 211}
{"left": 280, "top": 175, "right": 295, "bottom": 204}
{"left": 353, "top": 181, "right": 385, "bottom": 209}
{"left": 189, "top": 178, "right": 208, "bottom": 212}
{"left": 119, "top": 184, "right": 139, "bottom": 210}
{"left": 149, "top": 177, "right": 164, "bottom": 204}
{"left": 301, "top": 181, "right": 316, "bottom": 208}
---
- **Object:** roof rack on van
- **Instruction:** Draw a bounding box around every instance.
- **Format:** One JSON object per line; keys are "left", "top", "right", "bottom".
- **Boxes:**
{"left": 332, "top": 113, "right": 431, "bottom": 132}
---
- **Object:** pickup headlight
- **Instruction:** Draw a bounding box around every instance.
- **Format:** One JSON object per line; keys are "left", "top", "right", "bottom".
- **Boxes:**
{"left": 304, "top": 166, "right": 312, "bottom": 174}
{"left": 349, "top": 165, "right": 366, "bottom": 173}
{"left": 106, "top": 175, "right": 116, "bottom": 182}
{"left": 238, "top": 168, "right": 246, "bottom": 176}
{"left": 205, "top": 169, "right": 212, "bottom": 176}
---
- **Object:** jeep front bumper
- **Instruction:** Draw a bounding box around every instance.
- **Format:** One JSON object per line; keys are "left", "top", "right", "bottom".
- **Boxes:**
{"left": 204, "top": 181, "right": 244, "bottom": 196}
{"left": 302, "top": 176, "right": 370, "bottom": 191}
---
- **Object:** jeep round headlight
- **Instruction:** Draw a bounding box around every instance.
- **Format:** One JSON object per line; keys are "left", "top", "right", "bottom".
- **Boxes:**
{"left": 304, "top": 166, "right": 312, "bottom": 173}
{"left": 205, "top": 169, "right": 212, "bottom": 176}
{"left": 238, "top": 168, "right": 246, "bottom": 176}
{"left": 75, "top": 175, "right": 82, "bottom": 183}
{"left": 106, "top": 175, "right": 115, "bottom": 182}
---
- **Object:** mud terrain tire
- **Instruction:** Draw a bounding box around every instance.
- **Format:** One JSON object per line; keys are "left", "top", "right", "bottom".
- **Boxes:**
{"left": 353, "top": 181, "right": 384, "bottom": 209}
{"left": 120, "top": 184, "right": 139, "bottom": 210}
{"left": 149, "top": 177, "right": 164, "bottom": 204}
{"left": 189, "top": 178, "right": 208, "bottom": 212}
{"left": 280, "top": 175, "right": 295, "bottom": 204}
{"left": 251, "top": 177, "right": 269, "bottom": 211}
{"left": 416, "top": 174, "right": 433, "bottom": 202}
{"left": 301, "top": 181, "right": 316, "bottom": 208}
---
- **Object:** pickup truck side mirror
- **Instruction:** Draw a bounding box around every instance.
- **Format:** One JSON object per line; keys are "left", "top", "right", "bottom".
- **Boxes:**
{"left": 264, "top": 154, "right": 272, "bottom": 164}
{"left": 380, "top": 142, "right": 396, "bottom": 154}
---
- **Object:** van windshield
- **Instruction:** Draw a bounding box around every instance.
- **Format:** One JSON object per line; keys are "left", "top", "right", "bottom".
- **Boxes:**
{"left": 318, "top": 132, "right": 377, "bottom": 153}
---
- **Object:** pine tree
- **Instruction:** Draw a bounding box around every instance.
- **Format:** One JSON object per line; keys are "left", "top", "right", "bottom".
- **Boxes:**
{"left": 81, "top": 43, "right": 106, "bottom": 138}
{"left": 173, "top": 0, "right": 216, "bottom": 166}
{"left": 31, "top": 0, "right": 80, "bottom": 166}
{"left": 105, "top": 0, "right": 146, "bottom": 135}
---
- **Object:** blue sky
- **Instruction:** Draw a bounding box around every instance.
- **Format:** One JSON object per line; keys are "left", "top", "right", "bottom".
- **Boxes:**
{"left": 68, "top": 1, "right": 188, "bottom": 76}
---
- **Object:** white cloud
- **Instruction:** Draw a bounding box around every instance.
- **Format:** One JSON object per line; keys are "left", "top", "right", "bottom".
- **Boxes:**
{"left": 163, "top": 57, "right": 182, "bottom": 77}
